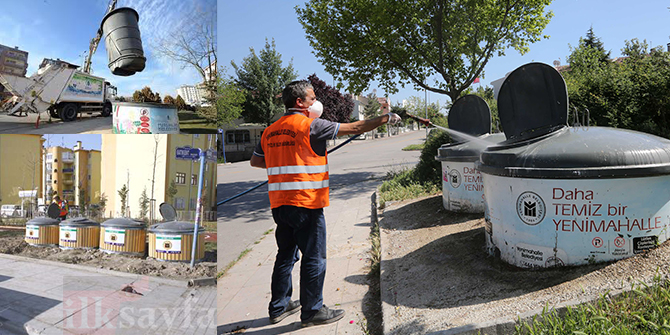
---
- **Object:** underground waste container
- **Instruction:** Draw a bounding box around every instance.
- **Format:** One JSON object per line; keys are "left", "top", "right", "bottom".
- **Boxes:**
{"left": 59, "top": 217, "right": 101, "bottom": 250}
{"left": 100, "top": 218, "right": 147, "bottom": 256}
{"left": 435, "top": 95, "right": 505, "bottom": 213}
{"left": 477, "top": 62, "right": 670, "bottom": 268}
{"left": 25, "top": 217, "right": 60, "bottom": 247}
{"left": 112, "top": 102, "right": 180, "bottom": 134}
{"left": 101, "top": 7, "right": 146, "bottom": 76}
{"left": 147, "top": 203, "right": 205, "bottom": 262}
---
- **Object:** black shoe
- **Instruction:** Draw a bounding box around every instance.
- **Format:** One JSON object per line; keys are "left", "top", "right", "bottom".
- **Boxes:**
{"left": 301, "top": 305, "right": 345, "bottom": 327}
{"left": 269, "top": 300, "right": 301, "bottom": 324}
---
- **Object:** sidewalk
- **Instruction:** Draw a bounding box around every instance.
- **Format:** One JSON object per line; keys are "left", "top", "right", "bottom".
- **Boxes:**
{"left": 0, "top": 254, "right": 216, "bottom": 334}
{"left": 217, "top": 179, "right": 379, "bottom": 335}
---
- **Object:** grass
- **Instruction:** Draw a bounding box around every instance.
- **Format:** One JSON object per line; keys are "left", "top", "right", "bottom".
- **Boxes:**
{"left": 402, "top": 143, "right": 425, "bottom": 151}
{"left": 217, "top": 248, "right": 251, "bottom": 279}
{"left": 202, "top": 220, "right": 216, "bottom": 232}
{"left": 515, "top": 275, "right": 670, "bottom": 334}
{"left": 205, "top": 241, "right": 217, "bottom": 253}
{"left": 0, "top": 230, "right": 23, "bottom": 238}
{"left": 378, "top": 168, "right": 441, "bottom": 208}
{"left": 178, "top": 110, "right": 217, "bottom": 134}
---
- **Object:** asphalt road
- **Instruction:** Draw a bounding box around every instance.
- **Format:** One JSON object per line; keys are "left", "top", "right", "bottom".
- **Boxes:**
{"left": 217, "top": 129, "right": 426, "bottom": 270}
{"left": 0, "top": 112, "right": 112, "bottom": 134}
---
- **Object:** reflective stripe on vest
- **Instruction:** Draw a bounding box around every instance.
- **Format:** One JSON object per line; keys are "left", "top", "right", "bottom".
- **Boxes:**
{"left": 268, "top": 180, "right": 329, "bottom": 191}
{"left": 267, "top": 164, "right": 329, "bottom": 176}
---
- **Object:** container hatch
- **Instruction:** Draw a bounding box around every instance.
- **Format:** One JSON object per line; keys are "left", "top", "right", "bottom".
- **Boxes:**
{"left": 448, "top": 95, "right": 491, "bottom": 137}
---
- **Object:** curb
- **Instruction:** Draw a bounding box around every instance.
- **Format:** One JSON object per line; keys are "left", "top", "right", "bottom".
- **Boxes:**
{"left": 0, "top": 253, "right": 192, "bottom": 288}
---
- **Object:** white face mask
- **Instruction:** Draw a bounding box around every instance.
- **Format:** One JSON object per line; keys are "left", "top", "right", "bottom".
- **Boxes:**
{"left": 307, "top": 100, "right": 323, "bottom": 119}
{"left": 289, "top": 100, "right": 323, "bottom": 119}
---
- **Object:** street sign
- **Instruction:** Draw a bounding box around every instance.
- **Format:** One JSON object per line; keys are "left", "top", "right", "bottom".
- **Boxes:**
{"left": 175, "top": 146, "right": 201, "bottom": 161}
{"left": 206, "top": 149, "right": 217, "bottom": 162}
{"left": 18, "top": 190, "right": 37, "bottom": 198}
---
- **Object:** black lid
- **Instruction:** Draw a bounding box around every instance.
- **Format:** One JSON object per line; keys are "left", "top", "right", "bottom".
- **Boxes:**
{"left": 59, "top": 217, "right": 100, "bottom": 227}
{"left": 26, "top": 217, "right": 59, "bottom": 226}
{"left": 448, "top": 95, "right": 491, "bottom": 136}
{"left": 497, "top": 62, "right": 568, "bottom": 143}
{"left": 100, "top": 7, "right": 140, "bottom": 29}
{"left": 148, "top": 221, "right": 204, "bottom": 234}
{"left": 477, "top": 127, "right": 670, "bottom": 178}
{"left": 101, "top": 217, "right": 146, "bottom": 229}
{"left": 436, "top": 133, "right": 506, "bottom": 162}
{"left": 47, "top": 203, "right": 60, "bottom": 219}
{"left": 159, "top": 202, "right": 177, "bottom": 221}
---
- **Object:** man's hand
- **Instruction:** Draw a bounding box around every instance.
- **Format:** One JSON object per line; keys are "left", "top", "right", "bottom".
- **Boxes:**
{"left": 387, "top": 112, "right": 402, "bottom": 125}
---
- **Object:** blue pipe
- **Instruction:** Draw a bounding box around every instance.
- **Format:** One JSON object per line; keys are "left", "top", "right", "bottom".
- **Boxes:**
{"left": 217, "top": 134, "right": 360, "bottom": 206}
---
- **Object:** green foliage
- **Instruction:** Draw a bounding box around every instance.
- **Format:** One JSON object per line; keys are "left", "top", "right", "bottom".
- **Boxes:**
{"left": 139, "top": 187, "right": 149, "bottom": 222}
{"left": 218, "top": 66, "right": 246, "bottom": 127}
{"left": 583, "top": 26, "right": 610, "bottom": 63}
{"left": 414, "top": 130, "right": 451, "bottom": 184}
{"left": 232, "top": 38, "right": 298, "bottom": 126}
{"left": 378, "top": 168, "right": 440, "bottom": 208}
{"left": 166, "top": 181, "right": 178, "bottom": 204}
{"left": 175, "top": 95, "right": 187, "bottom": 110}
{"left": 132, "top": 87, "right": 162, "bottom": 103}
{"left": 163, "top": 95, "right": 175, "bottom": 105}
{"left": 296, "top": 0, "right": 553, "bottom": 101}
{"left": 404, "top": 95, "right": 448, "bottom": 128}
{"left": 363, "top": 93, "right": 385, "bottom": 132}
{"left": 402, "top": 143, "right": 424, "bottom": 151}
{"left": 118, "top": 184, "right": 128, "bottom": 216}
{"left": 515, "top": 278, "right": 670, "bottom": 335}
{"left": 565, "top": 37, "right": 670, "bottom": 138}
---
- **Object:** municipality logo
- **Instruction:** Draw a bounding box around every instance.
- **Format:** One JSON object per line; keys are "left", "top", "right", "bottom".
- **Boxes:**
{"left": 516, "top": 191, "right": 545, "bottom": 225}
{"left": 448, "top": 169, "right": 461, "bottom": 188}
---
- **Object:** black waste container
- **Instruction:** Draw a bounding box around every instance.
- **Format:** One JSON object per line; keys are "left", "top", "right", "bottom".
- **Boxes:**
{"left": 101, "top": 7, "right": 146, "bottom": 76}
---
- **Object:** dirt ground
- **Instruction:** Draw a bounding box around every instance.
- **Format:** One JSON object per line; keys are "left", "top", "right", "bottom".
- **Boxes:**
{"left": 379, "top": 195, "right": 670, "bottom": 335}
{"left": 0, "top": 233, "right": 217, "bottom": 280}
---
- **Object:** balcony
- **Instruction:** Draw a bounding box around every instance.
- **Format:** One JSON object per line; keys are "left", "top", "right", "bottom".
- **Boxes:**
{"left": 61, "top": 154, "right": 74, "bottom": 163}
{"left": 62, "top": 178, "right": 74, "bottom": 185}
{"left": 62, "top": 189, "right": 74, "bottom": 195}
{"left": 62, "top": 168, "right": 74, "bottom": 174}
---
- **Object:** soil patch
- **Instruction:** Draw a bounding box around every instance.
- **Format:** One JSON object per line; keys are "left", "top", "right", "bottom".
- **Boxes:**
{"left": 380, "top": 195, "right": 670, "bottom": 334}
{"left": 0, "top": 233, "right": 216, "bottom": 280}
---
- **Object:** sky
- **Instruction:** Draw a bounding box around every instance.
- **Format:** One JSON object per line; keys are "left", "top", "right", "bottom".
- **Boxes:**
{"left": 0, "top": 0, "right": 216, "bottom": 98}
{"left": 221, "top": 0, "right": 670, "bottom": 112}
{"left": 42, "top": 135, "right": 101, "bottom": 151}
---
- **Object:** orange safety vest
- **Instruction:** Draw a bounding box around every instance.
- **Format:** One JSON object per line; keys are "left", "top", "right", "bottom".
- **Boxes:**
{"left": 261, "top": 114, "right": 329, "bottom": 209}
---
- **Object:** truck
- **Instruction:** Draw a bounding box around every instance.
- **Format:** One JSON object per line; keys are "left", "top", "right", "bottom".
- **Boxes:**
{"left": 0, "top": 58, "right": 117, "bottom": 121}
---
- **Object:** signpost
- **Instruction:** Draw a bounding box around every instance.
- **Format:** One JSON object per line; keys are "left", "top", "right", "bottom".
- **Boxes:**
{"left": 176, "top": 146, "right": 213, "bottom": 267}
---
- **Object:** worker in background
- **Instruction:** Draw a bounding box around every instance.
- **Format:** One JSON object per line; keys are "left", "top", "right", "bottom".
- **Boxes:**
{"left": 53, "top": 196, "right": 68, "bottom": 221}
{"left": 251, "top": 80, "right": 401, "bottom": 327}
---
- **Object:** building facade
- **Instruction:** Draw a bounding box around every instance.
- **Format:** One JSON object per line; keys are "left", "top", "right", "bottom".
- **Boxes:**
{"left": 0, "top": 44, "right": 29, "bottom": 99}
{"left": 101, "top": 134, "right": 217, "bottom": 220}
{"left": 43, "top": 142, "right": 101, "bottom": 208}
{"left": 176, "top": 85, "right": 203, "bottom": 106}
{"left": 0, "top": 135, "right": 43, "bottom": 208}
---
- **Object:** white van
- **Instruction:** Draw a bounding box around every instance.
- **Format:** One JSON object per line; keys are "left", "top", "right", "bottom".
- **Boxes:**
{"left": 0, "top": 204, "right": 21, "bottom": 218}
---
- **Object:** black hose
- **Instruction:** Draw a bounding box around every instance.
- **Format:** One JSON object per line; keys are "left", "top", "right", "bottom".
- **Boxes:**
{"left": 217, "top": 134, "right": 361, "bottom": 207}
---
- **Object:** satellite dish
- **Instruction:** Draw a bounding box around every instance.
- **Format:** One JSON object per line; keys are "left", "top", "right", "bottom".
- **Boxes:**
{"left": 497, "top": 62, "right": 568, "bottom": 142}
{"left": 47, "top": 203, "right": 60, "bottom": 219}
{"left": 553, "top": 60, "right": 561, "bottom": 67}
{"left": 448, "top": 95, "right": 491, "bottom": 136}
{"left": 159, "top": 202, "right": 177, "bottom": 221}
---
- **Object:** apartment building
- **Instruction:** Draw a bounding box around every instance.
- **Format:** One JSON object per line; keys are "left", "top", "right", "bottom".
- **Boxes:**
{"left": 0, "top": 135, "right": 43, "bottom": 207}
{"left": 43, "top": 142, "right": 101, "bottom": 207}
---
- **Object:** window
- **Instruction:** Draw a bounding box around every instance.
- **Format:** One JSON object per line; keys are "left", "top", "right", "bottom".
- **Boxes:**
{"left": 175, "top": 197, "right": 185, "bottom": 210}
{"left": 194, "top": 134, "right": 200, "bottom": 138}
{"left": 191, "top": 174, "right": 197, "bottom": 185}
{"left": 88, "top": 175, "right": 91, "bottom": 180}
{"left": 190, "top": 198, "right": 196, "bottom": 210}
{"left": 225, "top": 130, "right": 251, "bottom": 144}
{"left": 46, "top": 154, "right": 53, "bottom": 162}
{"left": 175, "top": 172, "right": 186, "bottom": 184}
{"left": 46, "top": 163, "right": 52, "bottom": 171}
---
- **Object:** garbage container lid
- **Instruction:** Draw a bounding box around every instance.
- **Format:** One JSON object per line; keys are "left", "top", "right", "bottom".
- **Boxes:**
{"left": 100, "top": 7, "right": 140, "bottom": 30}
{"left": 26, "top": 217, "right": 59, "bottom": 226}
{"left": 46, "top": 203, "right": 60, "bottom": 219}
{"left": 59, "top": 217, "right": 100, "bottom": 227}
{"left": 497, "top": 62, "right": 568, "bottom": 143}
{"left": 101, "top": 217, "right": 146, "bottom": 229}
{"left": 477, "top": 126, "right": 670, "bottom": 178}
{"left": 159, "top": 203, "right": 177, "bottom": 221}
{"left": 448, "top": 95, "right": 491, "bottom": 137}
{"left": 436, "top": 133, "right": 506, "bottom": 162}
{"left": 148, "top": 221, "right": 204, "bottom": 234}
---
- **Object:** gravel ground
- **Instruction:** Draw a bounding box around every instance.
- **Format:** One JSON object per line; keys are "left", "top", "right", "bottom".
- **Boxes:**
{"left": 0, "top": 233, "right": 217, "bottom": 280}
{"left": 379, "top": 195, "right": 670, "bottom": 335}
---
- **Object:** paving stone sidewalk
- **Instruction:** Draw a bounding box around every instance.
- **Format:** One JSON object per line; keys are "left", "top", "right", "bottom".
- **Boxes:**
{"left": 0, "top": 254, "right": 216, "bottom": 335}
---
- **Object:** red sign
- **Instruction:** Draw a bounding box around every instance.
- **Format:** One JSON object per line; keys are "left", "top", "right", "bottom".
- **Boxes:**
{"left": 140, "top": 116, "right": 150, "bottom": 122}
{"left": 614, "top": 236, "right": 625, "bottom": 248}
{"left": 140, "top": 122, "right": 150, "bottom": 128}
{"left": 140, "top": 128, "right": 150, "bottom": 133}
{"left": 592, "top": 237, "right": 603, "bottom": 248}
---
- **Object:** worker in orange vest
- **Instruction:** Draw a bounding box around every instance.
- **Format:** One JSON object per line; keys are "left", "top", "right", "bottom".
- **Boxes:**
{"left": 251, "top": 80, "right": 400, "bottom": 327}
{"left": 53, "top": 196, "right": 69, "bottom": 220}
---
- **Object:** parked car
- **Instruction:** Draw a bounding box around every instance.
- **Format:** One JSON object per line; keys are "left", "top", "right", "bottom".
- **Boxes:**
{"left": 1, "top": 204, "right": 22, "bottom": 218}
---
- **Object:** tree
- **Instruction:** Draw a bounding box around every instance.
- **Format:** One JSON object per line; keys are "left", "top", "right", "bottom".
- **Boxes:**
{"left": 363, "top": 93, "right": 385, "bottom": 132}
{"left": 118, "top": 184, "right": 129, "bottom": 217}
{"left": 218, "top": 66, "right": 246, "bottom": 127}
{"left": 154, "top": 5, "right": 217, "bottom": 107}
{"left": 583, "top": 26, "right": 610, "bottom": 63}
{"left": 99, "top": 193, "right": 108, "bottom": 218}
{"left": 232, "top": 38, "right": 298, "bottom": 126}
{"left": 139, "top": 187, "right": 149, "bottom": 222}
{"left": 296, "top": 0, "right": 553, "bottom": 102}
{"left": 163, "top": 95, "right": 176, "bottom": 105}
{"left": 307, "top": 74, "right": 354, "bottom": 123}
{"left": 132, "top": 87, "right": 162, "bottom": 103}
{"left": 175, "top": 95, "right": 187, "bottom": 111}
{"left": 166, "top": 181, "right": 178, "bottom": 204}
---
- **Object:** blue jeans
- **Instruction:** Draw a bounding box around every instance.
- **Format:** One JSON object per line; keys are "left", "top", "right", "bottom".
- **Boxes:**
{"left": 268, "top": 205, "right": 327, "bottom": 321}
